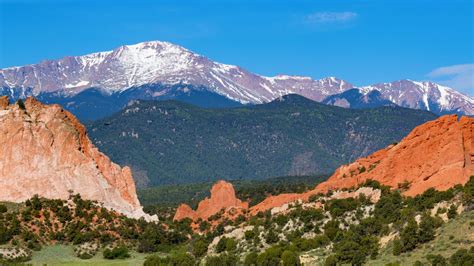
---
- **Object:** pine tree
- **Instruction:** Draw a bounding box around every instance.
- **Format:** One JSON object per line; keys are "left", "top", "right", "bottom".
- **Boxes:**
{"left": 400, "top": 217, "right": 419, "bottom": 252}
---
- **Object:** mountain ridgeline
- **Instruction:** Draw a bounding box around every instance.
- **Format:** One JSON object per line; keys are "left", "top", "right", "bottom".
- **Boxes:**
{"left": 2, "top": 41, "right": 473, "bottom": 119}
{"left": 88, "top": 95, "right": 437, "bottom": 187}
{"left": 35, "top": 84, "right": 242, "bottom": 121}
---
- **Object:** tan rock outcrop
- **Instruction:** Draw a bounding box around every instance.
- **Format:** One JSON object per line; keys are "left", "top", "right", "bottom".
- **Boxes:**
{"left": 174, "top": 180, "right": 248, "bottom": 221}
{"left": 0, "top": 97, "right": 155, "bottom": 220}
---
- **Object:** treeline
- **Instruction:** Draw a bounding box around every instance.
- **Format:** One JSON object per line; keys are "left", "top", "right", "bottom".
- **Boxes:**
{"left": 139, "top": 175, "right": 327, "bottom": 209}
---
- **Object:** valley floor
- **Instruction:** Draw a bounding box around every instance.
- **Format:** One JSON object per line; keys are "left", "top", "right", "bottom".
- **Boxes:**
{"left": 30, "top": 245, "right": 147, "bottom": 266}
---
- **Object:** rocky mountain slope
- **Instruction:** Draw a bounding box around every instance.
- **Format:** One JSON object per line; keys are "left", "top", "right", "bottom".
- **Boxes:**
{"left": 0, "top": 41, "right": 351, "bottom": 103}
{"left": 322, "top": 88, "right": 396, "bottom": 109}
{"left": 324, "top": 81, "right": 474, "bottom": 115}
{"left": 173, "top": 115, "right": 472, "bottom": 220}
{"left": 88, "top": 94, "right": 437, "bottom": 187}
{"left": 360, "top": 80, "right": 474, "bottom": 115}
{"left": 1, "top": 40, "right": 472, "bottom": 119}
{"left": 0, "top": 96, "right": 153, "bottom": 220}
{"left": 314, "top": 114, "right": 473, "bottom": 196}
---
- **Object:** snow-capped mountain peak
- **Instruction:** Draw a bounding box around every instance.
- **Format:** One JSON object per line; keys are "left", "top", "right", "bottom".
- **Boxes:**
{"left": 359, "top": 79, "right": 473, "bottom": 115}
{"left": 0, "top": 40, "right": 472, "bottom": 116}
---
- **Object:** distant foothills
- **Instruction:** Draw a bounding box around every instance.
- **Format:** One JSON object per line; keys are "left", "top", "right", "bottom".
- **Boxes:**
{"left": 87, "top": 95, "right": 437, "bottom": 187}
{"left": 1, "top": 41, "right": 473, "bottom": 120}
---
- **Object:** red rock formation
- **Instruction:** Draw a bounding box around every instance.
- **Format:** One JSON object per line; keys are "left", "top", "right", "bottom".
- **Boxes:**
{"left": 250, "top": 193, "right": 311, "bottom": 215}
{"left": 0, "top": 97, "right": 155, "bottom": 220}
{"left": 314, "top": 115, "right": 473, "bottom": 196}
{"left": 174, "top": 115, "right": 472, "bottom": 220}
{"left": 174, "top": 180, "right": 248, "bottom": 221}
{"left": 250, "top": 115, "right": 473, "bottom": 213}
{"left": 175, "top": 204, "right": 197, "bottom": 221}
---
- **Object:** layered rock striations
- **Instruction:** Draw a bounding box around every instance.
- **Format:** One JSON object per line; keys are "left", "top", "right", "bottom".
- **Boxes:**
{"left": 0, "top": 96, "right": 154, "bottom": 220}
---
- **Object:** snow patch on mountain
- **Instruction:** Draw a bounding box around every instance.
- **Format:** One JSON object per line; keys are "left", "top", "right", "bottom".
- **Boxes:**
{"left": 1, "top": 40, "right": 473, "bottom": 115}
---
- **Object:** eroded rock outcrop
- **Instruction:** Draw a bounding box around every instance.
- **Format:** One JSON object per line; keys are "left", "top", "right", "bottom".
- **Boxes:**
{"left": 251, "top": 115, "right": 473, "bottom": 213}
{"left": 314, "top": 115, "right": 473, "bottom": 196}
{"left": 174, "top": 180, "right": 248, "bottom": 221}
{"left": 175, "top": 115, "right": 472, "bottom": 220}
{"left": 0, "top": 97, "right": 155, "bottom": 220}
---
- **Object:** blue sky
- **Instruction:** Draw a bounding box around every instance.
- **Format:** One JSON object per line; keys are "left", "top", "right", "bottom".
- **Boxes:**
{"left": 1, "top": 0, "right": 473, "bottom": 95}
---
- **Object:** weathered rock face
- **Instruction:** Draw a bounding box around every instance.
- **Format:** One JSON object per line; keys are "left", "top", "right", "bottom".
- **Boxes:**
{"left": 315, "top": 115, "right": 473, "bottom": 196}
{"left": 0, "top": 97, "right": 154, "bottom": 220}
{"left": 174, "top": 180, "right": 248, "bottom": 221}
{"left": 250, "top": 115, "right": 473, "bottom": 213}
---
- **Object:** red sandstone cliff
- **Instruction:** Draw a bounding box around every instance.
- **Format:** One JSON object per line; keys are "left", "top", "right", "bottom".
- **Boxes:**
{"left": 174, "top": 180, "right": 248, "bottom": 221}
{"left": 0, "top": 96, "right": 155, "bottom": 220}
{"left": 313, "top": 115, "right": 473, "bottom": 196}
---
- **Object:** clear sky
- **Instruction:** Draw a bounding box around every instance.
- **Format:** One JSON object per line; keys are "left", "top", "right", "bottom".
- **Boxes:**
{"left": 1, "top": 0, "right": 473, "bottom": 95}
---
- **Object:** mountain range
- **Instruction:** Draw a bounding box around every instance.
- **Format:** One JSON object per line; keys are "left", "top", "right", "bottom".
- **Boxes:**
{"left": 87, "top": 95, "right": 437, "bottom": 187}
{"left": 1, "top": 40, "right": 472, "bottom": 120}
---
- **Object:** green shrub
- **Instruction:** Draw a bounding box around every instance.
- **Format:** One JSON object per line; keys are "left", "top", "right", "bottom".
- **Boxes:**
{"left": 257, "top": 246, "right": 283, "bottom": 265}
{"left": 103, "top": 246, "right": 130, "bottom": 260}
{"left": 244, "top": 230, "right": 256, "bottom": 241}
{"left": 447, "top": 204, "right": 457, "bottom": 219}
{"left": 144, "top": 253, "right": 196, "bottom": 266}
{"left": 192, "top": 239, "right": 209, "bottom": 257}
{"left": 169, "top": 252, "right": 196, "bottom": 266}
{"left": 332, "top": 231, "right": 379, "bottom": 265}
{"left": 323, "top": 220, "right": 341, "bottom": 241}
{"left": 78, "top": 252, "right": 94, "bottom": 259}
{"left": 426, "top": 254, "right": 447, "bottom": 266}
{"left": 244, "top": 251, "right": 258, "bottom": 266}
{"left": 324, "top": 255, "right": 337, "bottom": 266}
{"left": 265, "top": 230, "right": 279, "bottom": 244}
{"left": 225, "top": 238, "right": 237, "bottom": 252}
{"left": 144, "top": 255, "right": 170, "bottom": 266}
{"left": 216, "top": 237, "right": 228, "bottom": 253}
{"left": 374, "top": 191, "right": 403, "bottom": 223}
{"left": 281, "top": 250, "right": 300, "bottom": 266}
{"left": 463, "top": 176, "right": 474, "bottom": 204}
{"left": 206, "top": 253, "right": 238, "bottom": 266}
{"left": 449, "top": 248, "right": 474, "bottom": 265}
{"left": 27, "top": 240, "right": 42, "bottom": 251}
{"left": 392, "top": 238, "right": 402, "bottom": 256}
{"left": 400, "top": 217, "right": 418, "bottom": 252}
{"left": 418, "top": 214, "right": 438, "bottom": 243}
{"left": 325, "top": 198, "right": 359, "bottom": 217}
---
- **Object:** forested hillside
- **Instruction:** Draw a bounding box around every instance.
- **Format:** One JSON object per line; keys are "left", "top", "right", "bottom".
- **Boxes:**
{"left": 88, "top": 94, "right": 437, "bottom": 186}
